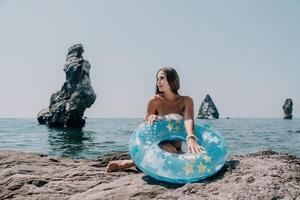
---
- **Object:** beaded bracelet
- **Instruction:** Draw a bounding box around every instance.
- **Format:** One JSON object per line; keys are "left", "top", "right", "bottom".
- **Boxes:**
{"left": 186, "top": 135, "right": 198, "bottom": 143}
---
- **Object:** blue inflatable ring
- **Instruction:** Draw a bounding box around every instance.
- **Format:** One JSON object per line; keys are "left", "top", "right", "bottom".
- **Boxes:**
{"left": 129, "top": 116, "right": 228, "bottom": 184}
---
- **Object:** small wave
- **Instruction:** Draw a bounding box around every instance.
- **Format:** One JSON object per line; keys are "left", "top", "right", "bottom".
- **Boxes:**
{"left": 102, "top": 141, "right": 116, "bottom": 144}
{"left": 287, "top": 130, "right": 300, "bottom": 133}
{"left": 93, "top": 141, "right": 116, "bottom": 145}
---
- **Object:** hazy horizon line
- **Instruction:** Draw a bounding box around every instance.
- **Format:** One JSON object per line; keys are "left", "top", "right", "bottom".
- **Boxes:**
{"left": 0, "top": 117, "right": 299, "bottom": 119}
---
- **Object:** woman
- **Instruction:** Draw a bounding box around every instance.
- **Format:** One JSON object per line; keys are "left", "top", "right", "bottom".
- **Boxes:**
{"left": 106, "top": 67, "right": 204, "bottom": 172}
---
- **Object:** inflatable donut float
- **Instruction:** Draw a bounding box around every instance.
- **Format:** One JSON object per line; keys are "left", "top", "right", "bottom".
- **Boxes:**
{"left": 129, "top": 114, "right": 228, "bottom": 184}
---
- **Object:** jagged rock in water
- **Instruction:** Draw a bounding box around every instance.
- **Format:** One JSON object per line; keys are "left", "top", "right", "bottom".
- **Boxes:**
{"left": 197, "top": 94, "right": 219, "bottom": 119}
{"left": 37, "top": 44, "right": 97, "bottom": 128}
{"left": 283, "top": 98, "right": 293, "bottom": 119}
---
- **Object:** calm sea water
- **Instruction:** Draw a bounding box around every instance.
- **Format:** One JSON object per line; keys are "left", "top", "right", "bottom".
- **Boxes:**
{"left": 0, "top": 118, "right": 299, "bottom": 159}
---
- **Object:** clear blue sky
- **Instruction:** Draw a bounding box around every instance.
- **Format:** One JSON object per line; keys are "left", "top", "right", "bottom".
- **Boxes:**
{"left": 0, "top": 0, "right": 299, "bottom": 118}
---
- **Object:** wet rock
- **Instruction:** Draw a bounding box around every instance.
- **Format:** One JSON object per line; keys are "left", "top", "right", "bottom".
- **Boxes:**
{"left": 197, "top": 94, "right": 219, "bottom": 119}
{"left": 37, "top": 108, "right": 50, "bottom": 124}
{"left": 283, "top": 98, "right": 293, "bottom": 119}
{"left": 27, "top": 179, "right": 48, "bottom": 187}
{"left": 37, "top": 44, "right": 97, "bottom": 128}
{"left": 0, "top": 150, "right": 299, "bottom": 200}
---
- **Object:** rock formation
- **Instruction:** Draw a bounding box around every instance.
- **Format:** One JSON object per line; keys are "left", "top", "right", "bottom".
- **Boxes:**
{"left": 0, "top": 150, "right": 299, "bottom": 199}
{"left": 197, "top": 94, "right": 219, "bottom": 119}
{"left": 37, "top": 44, "right": 96, "bottom": 128}
{"left": 283, "top": 98, "right": 293, "bottom": 119}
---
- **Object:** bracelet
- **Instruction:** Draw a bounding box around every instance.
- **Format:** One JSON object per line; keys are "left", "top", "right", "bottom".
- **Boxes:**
{"left": 186, "top": 135, "right": 198, "bottom": 143}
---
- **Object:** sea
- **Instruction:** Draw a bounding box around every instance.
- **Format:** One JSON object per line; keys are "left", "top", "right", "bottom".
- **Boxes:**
{"left": 0, "top": 118, "right": 299, "bottom": 159}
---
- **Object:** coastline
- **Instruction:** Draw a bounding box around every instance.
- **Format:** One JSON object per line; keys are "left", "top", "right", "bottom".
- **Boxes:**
{"left": 0, "top": 150, "right": 299, "bottom": 200}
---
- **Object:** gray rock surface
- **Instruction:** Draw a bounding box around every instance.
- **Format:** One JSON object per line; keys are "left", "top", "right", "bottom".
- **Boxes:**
{"left": 0, "top": 150, "right": 299, "bottom": 200}
{"left": 37, "top": 44, "right": 96, "bottom": 128}
{"left": 283, "top": 98, "right": 293, "bottom": 119}
{"left": 197, "top": 94, "right": 219, "bottom": 119}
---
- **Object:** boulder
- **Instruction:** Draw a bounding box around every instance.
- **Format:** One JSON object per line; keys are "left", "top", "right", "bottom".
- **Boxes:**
{"left": 197, "top": 94, "right": 219, "bottom": 119}
{"left": 37, "top": 44, "right": 97, "bottom": 128}
{"left": 283, "top": 98, "right": 293, "bottom": 119}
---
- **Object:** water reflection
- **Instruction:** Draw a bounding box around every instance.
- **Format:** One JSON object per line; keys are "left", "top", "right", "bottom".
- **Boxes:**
{"left": 47, "top": 127, "right": 93, "bottom": 158}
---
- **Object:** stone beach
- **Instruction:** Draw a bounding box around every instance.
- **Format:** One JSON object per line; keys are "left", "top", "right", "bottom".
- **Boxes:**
{"left": 0, "top": 150, "right": 299, "bottom": 200}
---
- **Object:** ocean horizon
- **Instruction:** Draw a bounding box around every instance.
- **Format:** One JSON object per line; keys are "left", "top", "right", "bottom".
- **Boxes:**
{"left": 0, "top": 118, "right": 299, "bottom": 159}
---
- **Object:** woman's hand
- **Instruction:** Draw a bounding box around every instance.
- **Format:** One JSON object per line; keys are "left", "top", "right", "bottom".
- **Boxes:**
{"left": 187, "top": 137, "right": 205, "bottom": 154}
{"left": 146, "top": 114, "right": 162, "bottom": 125}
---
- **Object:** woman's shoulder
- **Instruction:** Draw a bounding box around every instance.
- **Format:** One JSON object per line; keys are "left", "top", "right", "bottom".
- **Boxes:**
{"left": 181, "top": 96, "right": 194, "bottom": 104}
{"left": 148, "top": 94, "right": 161, "bottom": 104}
{"left": 153, "top": 94, "right": 175, "bottom": 100}
{"left": 150, "top": 94, "right": 161, "bottom": 100}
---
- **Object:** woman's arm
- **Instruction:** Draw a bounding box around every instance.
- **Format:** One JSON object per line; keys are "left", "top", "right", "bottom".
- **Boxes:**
{"left": 184, "top": 97, "right": 204, "bottom": 154}
{"left": 144, "top": 96, "right": 161, "bottom": 125}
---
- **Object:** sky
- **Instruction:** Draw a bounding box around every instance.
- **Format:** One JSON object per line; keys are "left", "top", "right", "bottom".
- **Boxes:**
{"left": 0, "top": 0, "right": 299, "bottom": 118}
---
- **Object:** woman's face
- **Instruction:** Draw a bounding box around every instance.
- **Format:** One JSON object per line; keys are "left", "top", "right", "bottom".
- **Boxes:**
{"left": 157, "top": 71, "right": 171, "bottom": 92}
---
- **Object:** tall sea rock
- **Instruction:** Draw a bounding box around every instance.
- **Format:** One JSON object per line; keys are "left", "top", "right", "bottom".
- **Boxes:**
{"left": 37, "top": 44, "right": 97, "bottom": 128}
{"left": 197, "top": 94, "right": 219, "bottom": 119}
{"left": 282, "top": 98, "right": 293, "bottom": 119}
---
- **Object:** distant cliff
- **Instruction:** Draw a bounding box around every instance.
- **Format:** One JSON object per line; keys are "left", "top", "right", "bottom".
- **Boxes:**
{"left": 197, "top": 94, "right": 219, "bottom": 119}
{"left": 283, "top": 98, "right": 293, "bottom": 119}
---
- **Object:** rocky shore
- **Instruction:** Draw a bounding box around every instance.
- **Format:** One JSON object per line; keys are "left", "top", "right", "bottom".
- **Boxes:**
{"left": 0, "top": 150, "right": 299, "bottom": 200}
